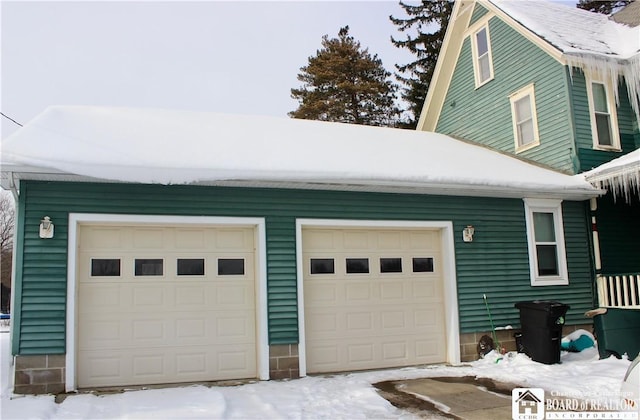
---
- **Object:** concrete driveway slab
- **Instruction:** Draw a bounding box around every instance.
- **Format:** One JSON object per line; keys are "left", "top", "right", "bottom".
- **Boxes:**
{"left": 375, "top": 376, "right": 517, "bottom": 420}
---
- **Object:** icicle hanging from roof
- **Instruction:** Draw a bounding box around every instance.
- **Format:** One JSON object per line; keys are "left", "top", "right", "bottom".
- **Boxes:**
{"left": 587, "top": 167, "right": 639, "bottom": 202}
{"left": 565, "top": 52, "right": 640, "bottom": 124}
{"left": 566, "top": 52, "right": 640, "bottom": 203}
{"left": 583, "top": 150, "right": 640, "bottom": 203}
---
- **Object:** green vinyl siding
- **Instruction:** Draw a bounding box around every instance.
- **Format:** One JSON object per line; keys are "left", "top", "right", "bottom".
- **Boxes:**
{"left": 13, "top": 184, "right": 68, "bottom": 355}
{"left": 572, "top": 71, "right": 640, "bottom": 172}
{"left": 470, "top": 3, "right": 489, "bottom": 25}
{"left": 453, "top": 199, "right": 594, "bottom": 331}
{"left": 266, "top": 216, "right": 298, "bottom": 343}
{"left": 436, "top": 17, "right": 575, "bottom": 173}
{"left": 617, "top": 79, "right": 640, "bottom": 152}
{"left": 13, "top": 181, "right": 594, "bottom": 355}
{"left": 596, "top": 193, "right": 640, "bottom": 274}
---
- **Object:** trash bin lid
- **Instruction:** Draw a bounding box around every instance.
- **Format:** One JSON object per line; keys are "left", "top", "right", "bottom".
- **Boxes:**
{"left": 514, "top": 300, "right": 570, "bottom": 311}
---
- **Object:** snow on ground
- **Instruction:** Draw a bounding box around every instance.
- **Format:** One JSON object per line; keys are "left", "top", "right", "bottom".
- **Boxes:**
{"left": 0, "top": 327, "right": 633, "bottom": 419}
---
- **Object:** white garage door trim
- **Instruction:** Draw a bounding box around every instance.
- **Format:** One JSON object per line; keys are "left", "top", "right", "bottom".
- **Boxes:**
{"left": 296, "top": 219, "right": 460, "bottom": 377}
{"left": 65, "top": 213, "right": 269, "bottom": 392}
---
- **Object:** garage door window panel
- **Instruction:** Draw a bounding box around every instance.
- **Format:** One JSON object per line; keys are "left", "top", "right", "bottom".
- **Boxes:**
{"left": 310, "top": 258, "right": 335, "bottom": 275}
{"left": 218, "top": 258, "right": 245, "bottom": 276}
{"left": 380, "top": 258, "right": 402, "bottom": 273}
{"left": 177, "top": 258, "right": 205, "bottom": 276}
{"left": 91, "top": 258, "right": 121, "bottom": 277}
{"left": 346, "top": 258, "right": 369, "bottom": 274}
{"left": 134, "top": 259, "right": 164, "bottom": 276}
{"left": 412, "top": 257, "right": 434, "bottom": 273}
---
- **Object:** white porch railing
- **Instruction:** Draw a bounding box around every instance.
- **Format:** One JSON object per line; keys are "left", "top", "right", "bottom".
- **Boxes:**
{"left": 596, "top": 274, "right": 640, "bottom": 307}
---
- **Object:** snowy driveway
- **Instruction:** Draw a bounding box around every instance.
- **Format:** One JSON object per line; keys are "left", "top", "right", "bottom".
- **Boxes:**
{"left": 0, "top": 329, "right": 633, "bottom": 419}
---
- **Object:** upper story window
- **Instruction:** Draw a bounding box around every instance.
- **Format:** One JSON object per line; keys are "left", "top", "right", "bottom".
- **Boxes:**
{"left": 510, "top": 84, "right": 540, "bottom": 153}
{"left": 586, "top": 75, "right": 620, "bottom": 150}
{"left": 471, "top": 25, "right": 494, "bottom": 87}
{"left": 523, "top": 199, "right": 569, "bottom": 286}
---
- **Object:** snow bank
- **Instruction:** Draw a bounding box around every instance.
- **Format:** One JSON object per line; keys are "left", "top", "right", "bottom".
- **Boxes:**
{"left": 0, "top": 332, "right": 633, "bottom": 420}
{"left": 474, "top": 348, "right": 631, "bottom": 405}
{"left": 0, "top": 106, "right": 598, "bottom": 199}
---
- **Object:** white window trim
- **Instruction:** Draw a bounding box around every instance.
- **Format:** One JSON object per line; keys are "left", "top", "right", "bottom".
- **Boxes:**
{"left": 510, "top": 83, "right": 541, "bottom": 153}
{"left": 585, "top": 73, "right": 621, "bottom": 151}
{"left": 523, "top": 199, "right": 569, "bottom": 286}
{"left": 471, "top": 23, "right": 494, "bottom": 88}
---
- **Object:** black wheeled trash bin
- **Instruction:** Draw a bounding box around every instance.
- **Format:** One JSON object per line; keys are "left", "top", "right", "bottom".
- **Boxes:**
{"left": 514, "top": 300, "right": 570, "bottom": 364}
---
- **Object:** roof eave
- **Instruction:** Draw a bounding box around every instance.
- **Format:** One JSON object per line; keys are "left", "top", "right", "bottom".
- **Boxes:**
{"left": 1, "top": 167, "right": 602, "bottom": 201}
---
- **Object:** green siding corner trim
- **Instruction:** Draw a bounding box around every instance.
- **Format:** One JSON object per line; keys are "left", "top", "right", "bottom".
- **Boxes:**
{"left": 13, "top": 181, "right": 594, "bottom": 354}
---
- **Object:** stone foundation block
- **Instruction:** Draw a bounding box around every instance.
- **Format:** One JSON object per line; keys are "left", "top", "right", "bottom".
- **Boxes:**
{"left": 269, "top": 344, "right": 300, "bottom": 380}
{"left": 14, "top": 354, "right": 66, "bottom": 395}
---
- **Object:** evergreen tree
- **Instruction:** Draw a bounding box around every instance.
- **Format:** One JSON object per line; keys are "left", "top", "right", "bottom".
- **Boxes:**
{"left": 289, "top": 26, "right": 399, "bottom": 127}
{"left": 577, "top": 0, "right": 631, "bottom": 14}
{"left": 390, "top": 0, "right": 454, "bottom": 129}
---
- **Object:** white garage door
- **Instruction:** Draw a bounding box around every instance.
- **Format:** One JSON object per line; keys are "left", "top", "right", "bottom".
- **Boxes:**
{"left": 77, "top": 224, "right": 257, "bottom": 388}
{"left": 303, "top": 227, "right": 446, "bottom": 373}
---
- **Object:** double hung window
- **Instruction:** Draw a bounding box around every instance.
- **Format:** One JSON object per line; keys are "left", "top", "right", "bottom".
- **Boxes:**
{"left": 472, "top": 25, "right": 494, "bottom": 87}
{"left": 587, "top": 79, "right": 619, "bottom": 150}
{"left": 510, "top": 84, "right": 540, "bottom": 152}
{"left": 523, "top": 199, "right": 568, "bottom": 286}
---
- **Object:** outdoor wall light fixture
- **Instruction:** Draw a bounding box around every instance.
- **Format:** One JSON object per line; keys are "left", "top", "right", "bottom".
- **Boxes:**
{"left": 462, "top": 225, "right": 475, "bottom": 242}
{"left": 39, "top": 216, "right": 54, "bottom": 239}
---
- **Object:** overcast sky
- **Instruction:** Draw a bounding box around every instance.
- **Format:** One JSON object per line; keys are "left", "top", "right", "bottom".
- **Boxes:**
{"left": 1, "top": 1, "right": 421, "bottom": 139}
{"left": 1, "top": 1, "right": 578, "bottom": 140}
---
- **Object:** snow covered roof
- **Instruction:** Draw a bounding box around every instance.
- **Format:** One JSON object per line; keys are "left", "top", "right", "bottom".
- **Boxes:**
{"left": 583, "top": 149, "right": 640, "bottom": 202}
{"left": 0, "top": 106, "right": 599, "bottom": 200}
{"left": 489, "top": 0, "right": 639, "bottom": 58}
{"left": 487, "top": 0, "right": 640, "bottom": 122}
